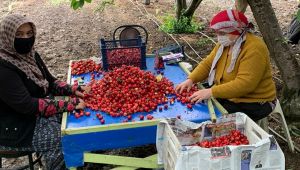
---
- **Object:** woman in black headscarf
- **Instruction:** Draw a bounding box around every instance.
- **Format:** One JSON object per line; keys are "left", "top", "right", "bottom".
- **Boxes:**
{"left": 0, "top": 14, "right": 87, "bottom": 170}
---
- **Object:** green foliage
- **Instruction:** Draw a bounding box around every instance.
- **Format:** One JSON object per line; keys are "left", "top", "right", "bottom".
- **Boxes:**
{"left": 160, "top": 15, "right": 200, "bottom": 34}
{"left": 196, "top": 38, "right": 212, "bottom": 48}
{"left": 71, "top": 0, "right": 92, "bottom": 10}
{"left": 94, "top": 0, "right": 114, "bottom": 13}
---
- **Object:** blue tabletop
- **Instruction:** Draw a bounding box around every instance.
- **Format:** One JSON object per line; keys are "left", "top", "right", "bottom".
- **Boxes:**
{"left": 62, "top": 57, "right": 222, "bottom": 168}
{"left": 67, "top": 57, "right": 220, "bottom": 129}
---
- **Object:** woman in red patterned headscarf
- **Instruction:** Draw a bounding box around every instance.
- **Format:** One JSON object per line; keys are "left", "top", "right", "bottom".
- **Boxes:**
{"left": 0, "top": 14, "right": 87, "bottom": 170}
{"left": 176, "top": 10, "right": 277, "bottom": 121}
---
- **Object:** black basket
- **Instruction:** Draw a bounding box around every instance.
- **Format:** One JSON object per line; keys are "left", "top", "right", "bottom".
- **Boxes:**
{"left": 100, "top": 36, "right": 146, "bottom": 71}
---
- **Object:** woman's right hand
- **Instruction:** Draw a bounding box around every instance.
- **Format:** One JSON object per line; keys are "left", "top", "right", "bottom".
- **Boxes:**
{"left": 75, "top": 98, "right": 86, "bottom": 110}
{"left": 175, "top": 79, "right": 194, "bottom": 94}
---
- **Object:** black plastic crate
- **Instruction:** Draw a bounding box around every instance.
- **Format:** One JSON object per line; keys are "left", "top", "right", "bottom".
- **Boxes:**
{"left": 100, "top": 36, "right": 146, "bottom": 71}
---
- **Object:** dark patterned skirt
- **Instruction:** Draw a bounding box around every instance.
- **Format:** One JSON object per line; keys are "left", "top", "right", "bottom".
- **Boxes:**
{"left": 0, "top": 114, "right": 65, "bottom": 170}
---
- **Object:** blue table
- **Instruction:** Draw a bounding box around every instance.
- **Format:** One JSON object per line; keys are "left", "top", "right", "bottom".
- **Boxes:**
{"left": 61, "top": 57, "right": 222, "bottom": 168}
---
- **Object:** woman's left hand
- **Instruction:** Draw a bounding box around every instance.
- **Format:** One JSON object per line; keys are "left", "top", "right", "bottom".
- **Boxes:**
{"left": 75, "top": 85, "right": 91, "bottom": 98}
{"left": 189, "top": 88, "right": 212, "bottom": 103}
{"left": 80, "top": 85, "right": 91, "bottom": 94}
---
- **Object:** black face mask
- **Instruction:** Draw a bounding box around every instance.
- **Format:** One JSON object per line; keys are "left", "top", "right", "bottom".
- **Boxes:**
{"left": 14, "top": 36, "right": 35, "bottom": 54}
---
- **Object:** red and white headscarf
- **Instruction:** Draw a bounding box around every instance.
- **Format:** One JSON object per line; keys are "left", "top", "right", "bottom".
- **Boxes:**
{"left": 208, "top": 10, "right": 250, "bottom": 86}
{"left": 210, "top": 9, "right": 249, "bottom": 35}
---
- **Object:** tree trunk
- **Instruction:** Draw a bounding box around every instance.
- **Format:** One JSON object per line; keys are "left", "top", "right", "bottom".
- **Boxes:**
{"left": 182, "top": 0, "right": 202, "bottom": 19}
{"left": 247, "top": 0, "right": 300, "bottom": 118}
{"left": 176, "top": 0, "right": 202, "bottom": 23}
{"left": 182, "top": 0, "right": 187, "bottom": 10}
{"left": 176, "top": 0, "right": 183, "bottom": 20}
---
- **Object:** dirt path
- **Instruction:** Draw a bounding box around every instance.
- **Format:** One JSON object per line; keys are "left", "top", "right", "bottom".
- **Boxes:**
{"left": 1, "top": 0, "right": 299, "bottom": 169}
{"left": 1, "top": 0, "right": 173, "bottom": 80}
{"left": 1, "top": 0, "right": 298, "bottom": 79}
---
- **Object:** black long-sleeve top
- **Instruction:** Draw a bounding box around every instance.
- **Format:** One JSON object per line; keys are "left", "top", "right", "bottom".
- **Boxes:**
{"left": 0, "top": 53, "right": 79, "bottom": 147}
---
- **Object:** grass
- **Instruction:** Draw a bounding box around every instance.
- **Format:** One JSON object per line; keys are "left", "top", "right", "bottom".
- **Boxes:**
{"left": 160, "top": 14, "right": 202, "bottom": 34}
{"left": 196, "top": 38, "right": 212, "bottom": 48}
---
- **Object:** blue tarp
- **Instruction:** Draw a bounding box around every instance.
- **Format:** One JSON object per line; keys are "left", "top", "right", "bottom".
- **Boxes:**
{"left": 62, "top": 57, "right": 221, "bottom": 168}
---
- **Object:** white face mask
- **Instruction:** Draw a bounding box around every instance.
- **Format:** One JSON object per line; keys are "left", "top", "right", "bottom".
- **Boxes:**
{"left": 217, "top": 35, "right": 234, "bottom": 46}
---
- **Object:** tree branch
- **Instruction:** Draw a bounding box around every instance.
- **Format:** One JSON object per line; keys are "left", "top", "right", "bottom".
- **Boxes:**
{"left": 183, "top": 0, "right": 202, "bottom": 18}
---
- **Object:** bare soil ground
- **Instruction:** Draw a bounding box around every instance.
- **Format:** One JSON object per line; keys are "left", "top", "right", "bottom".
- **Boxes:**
{"left": 0, "top": 0, "right": 299, "bottom": 169}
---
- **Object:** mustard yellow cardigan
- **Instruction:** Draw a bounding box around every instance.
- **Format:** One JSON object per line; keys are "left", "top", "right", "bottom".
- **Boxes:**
{"left": 189, "top": 33, "right": 276, "bottom": 103}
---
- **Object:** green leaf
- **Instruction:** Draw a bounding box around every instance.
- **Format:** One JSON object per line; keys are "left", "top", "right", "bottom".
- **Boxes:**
{"left": 71, "top": 0, "right": 77, "bottom": 7}
{"left": 70, "top": 0, "right": 94, "bottom": 10}
{"left": 71, "top": 0, "right": 85, "bottom": 10}
{"left": 72, "top": 2, "right": 80, "bottom": 10}
{"left": 79, "top": 0, "right": 85, "bottom": 7}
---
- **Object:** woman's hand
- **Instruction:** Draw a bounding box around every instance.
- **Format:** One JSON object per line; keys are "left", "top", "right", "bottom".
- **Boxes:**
{"left": 189, "top": 88, "right": 212, "bottom": 103}
{"left": 81, "top": 85, "right": 91, "bottom": 93}
{"left": 75, "top": 85, "right": 91, "bottom": 98}
{"left": 75, "top": 98, "right": 86, "bottom": 110}
{"left": 175, "top": 79, "right": 194, "bottom": 94}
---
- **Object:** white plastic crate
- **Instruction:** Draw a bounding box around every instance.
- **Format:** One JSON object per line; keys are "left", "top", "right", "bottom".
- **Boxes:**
{"left": 244, "top": 116, "right": 270, "bottom": 144}
{"left": 156, "top": 112, "right": 285, "bottom": 170}
{"left": 160, "top": 123, "right": 181, "bottom": 170}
